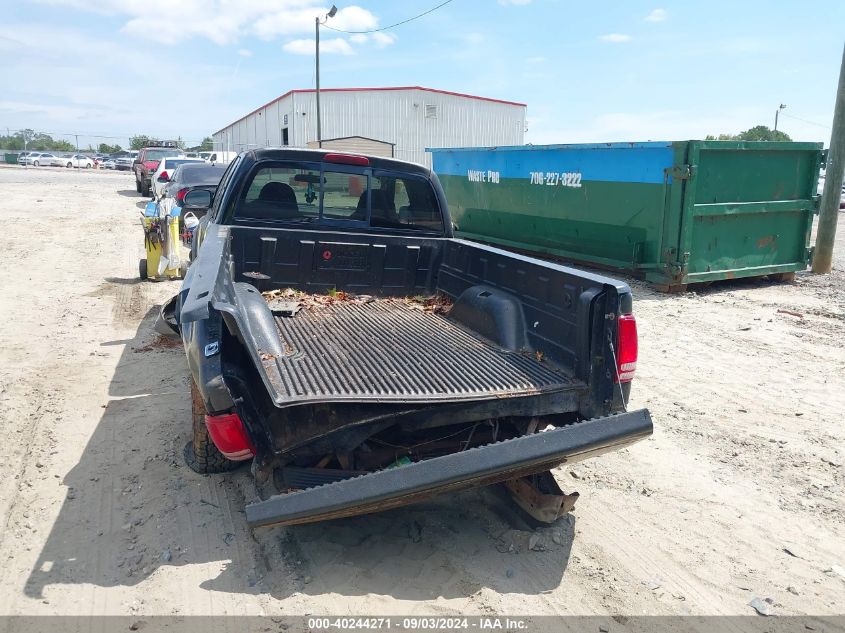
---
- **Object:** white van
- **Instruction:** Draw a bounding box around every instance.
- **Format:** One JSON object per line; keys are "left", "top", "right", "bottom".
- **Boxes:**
{"left": 201, "top": 150, "right": 237, "bottom": 165}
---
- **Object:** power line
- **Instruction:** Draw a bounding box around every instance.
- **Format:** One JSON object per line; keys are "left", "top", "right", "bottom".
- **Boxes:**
{"left": 3, "top": 127, "right": 128, "bottom": 140}
{"left": 780, "top": 112, "right": 831, "bottom": 129}
{"left": 323, "top": 0, "right": 456, "bottom": 34}
{"left": 2, "top": 127, "right": 207, "bottom": 145}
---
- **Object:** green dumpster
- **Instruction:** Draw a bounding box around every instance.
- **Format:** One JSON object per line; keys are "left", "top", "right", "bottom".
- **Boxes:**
{"left": 5, "top": 153, "right": 19, "bottom": 165}
{"left": 429, "top": 141, "right": 823, "bottom": 290}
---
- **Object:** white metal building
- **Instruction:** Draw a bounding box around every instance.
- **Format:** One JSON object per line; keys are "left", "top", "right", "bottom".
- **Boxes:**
{"left": 211, "top": 86, "right": 526, "bottom": 167}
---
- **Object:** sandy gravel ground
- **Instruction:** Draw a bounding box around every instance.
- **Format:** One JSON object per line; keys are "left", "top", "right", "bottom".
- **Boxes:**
{"left": 0, "top": 166, "right": 842, "bottom": 621}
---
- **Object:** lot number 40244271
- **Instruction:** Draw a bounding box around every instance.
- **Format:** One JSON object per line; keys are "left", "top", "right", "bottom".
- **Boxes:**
{"left": 529, "top": 171, "right": 582, "bottom": 188}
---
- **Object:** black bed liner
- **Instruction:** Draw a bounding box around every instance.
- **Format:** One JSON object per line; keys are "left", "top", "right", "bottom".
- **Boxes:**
{"left": 263, "top": 300, "right": 575, "bottom": 406}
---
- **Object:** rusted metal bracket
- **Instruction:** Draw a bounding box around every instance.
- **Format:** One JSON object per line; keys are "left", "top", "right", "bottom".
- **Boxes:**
{"left": 665, "top": 164, "right": 693, "bottom": 180}
{"left": 503, "top": 471, "right": 579, "bottom": 524}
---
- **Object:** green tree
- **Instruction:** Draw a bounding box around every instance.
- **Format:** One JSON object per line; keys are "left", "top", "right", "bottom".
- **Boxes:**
{"left": 705, "top": 125, "right": 792, "bottom": 142}
{"left": 200, "top": 136, "right": 213, "bottom": 151}
{"left": 98, "top": 142, "right": 122, "bottom": 154}
{"left": 0, "top": 133, "right": 24, "bottom": 150}
{"left": 737, "top": 125, "right": 791, "bottom": 142}
{"left": 130, "top": 135, "right": 153, "bottom": 150}
{"left": 0, "top": 129, "right": 78, "bottom": 152}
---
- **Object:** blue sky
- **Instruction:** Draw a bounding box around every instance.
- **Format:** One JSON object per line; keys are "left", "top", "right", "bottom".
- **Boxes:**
{"left": 1, "top": 0, "right": 842, "bottom": 150}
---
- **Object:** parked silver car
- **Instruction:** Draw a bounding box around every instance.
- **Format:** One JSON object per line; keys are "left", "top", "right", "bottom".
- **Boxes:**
{"left": 23, "top": 152, "right": 62, "bottom": 167}
{"left": 114, "top": 151, "right": 138, "bottom": 171}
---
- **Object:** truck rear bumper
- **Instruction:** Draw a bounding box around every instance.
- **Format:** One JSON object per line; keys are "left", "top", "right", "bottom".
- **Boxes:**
{"left": 245, "top": 408, "right": 653, "bottom": 528}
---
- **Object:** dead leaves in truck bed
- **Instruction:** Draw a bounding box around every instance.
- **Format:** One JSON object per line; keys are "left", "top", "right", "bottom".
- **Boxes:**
{"left": 261, "top": 288, "right": 453, "bottom": 316}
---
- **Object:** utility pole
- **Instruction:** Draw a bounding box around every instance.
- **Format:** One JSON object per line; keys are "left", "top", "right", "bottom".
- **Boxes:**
{"left": 315, "top": 15, "right": 321, "bottom": 148}
{"left": 315, "top": 5, "right": 337, "bottom": 148}
{"left": 75, "top": 134, "right": 79, "bottom": 154}
{"left": 774, "top": 103, "right": 786, "bottom": 132}
{"left": 813, "top": 44, "right": 845, "bottom": 273}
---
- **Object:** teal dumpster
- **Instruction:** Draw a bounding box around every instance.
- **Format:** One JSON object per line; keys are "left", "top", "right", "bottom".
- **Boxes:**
{"left": 429, "top": 141, "right": 823, "bottom": 291}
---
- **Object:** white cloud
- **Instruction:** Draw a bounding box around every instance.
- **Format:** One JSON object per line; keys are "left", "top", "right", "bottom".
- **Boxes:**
{"left": 254, "top": 5, "right": 378, "bottom": 40}
{"left": 371, "top": 32, "right": 396, "bottom": 48}
{"left": 349, "top": 33, "right": 369, "bottom": 44}
{"left": 283, "top": 37, "right": 354, "bottom": 55}
{"left": 33, "top": 1, "right": 385, "bottom": 48}
{"left": 599, "top": 33, "right": 632, "bottom": 43}
{"left": 238, "top": 48, "right": 253, "bottom": 57}
{"left": 330, "top": 6, "right": 380, "bottom": 32}
{"left": 0, "top": 22, "right": 250, "bottom": 149}
{"left": 0, "top": 99, "right": 101, "bottom": 120}
{"left": 645, "top": 8, "right": 668, "bottom": 22}
{"left": 498, "top": 0, "right": 531, "bottom": 5}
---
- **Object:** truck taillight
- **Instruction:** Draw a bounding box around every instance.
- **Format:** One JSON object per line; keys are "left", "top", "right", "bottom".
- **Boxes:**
{"left": 615, "top": 313, "right": 638, "bottom": 383}
{"left": 176, "top": 187, "right": 188, "bottom": 203}
{"left": 204, "top": 412, "right": 255, "bottom": 461}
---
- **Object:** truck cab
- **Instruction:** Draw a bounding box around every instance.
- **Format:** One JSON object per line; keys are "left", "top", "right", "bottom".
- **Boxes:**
{"left": 134, "top": 144, "right": 184, "bottom": 197}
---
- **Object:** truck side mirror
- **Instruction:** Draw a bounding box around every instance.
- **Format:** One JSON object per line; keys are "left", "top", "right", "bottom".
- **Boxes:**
{"left": 183, "top": 189, "right": 213, "bottom": 209}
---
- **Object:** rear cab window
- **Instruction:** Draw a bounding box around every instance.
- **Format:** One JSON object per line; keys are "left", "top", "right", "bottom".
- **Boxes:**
{"left": 144, "top": 149, "right": 182, "bottom": 162}
{"left": 230, "top": 160, "right": 444, "bottom": 235}
{"left": 164, "top": 159, "right": 200, "bottom": 170}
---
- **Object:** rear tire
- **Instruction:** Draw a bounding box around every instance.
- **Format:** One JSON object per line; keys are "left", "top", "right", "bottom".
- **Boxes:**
{"left": 184, "top": 380, "right": 240, "bottom": 474}
{"left": 139, "top": 258, "right": 147, "bottom": 280}
{"left": 33, "top": 161, "right": 40, "bottom": 167}
{"left": 85, "top": 163, "right": 91, "bottom": 169}
{"left": 66, "top": 162, "right": 72, "bottom": 168}
{"left": 136, "top": 178, "right": 142, "bottom": 193}
{"left": 141, "top": 180, "right": 150, "bottom": 197}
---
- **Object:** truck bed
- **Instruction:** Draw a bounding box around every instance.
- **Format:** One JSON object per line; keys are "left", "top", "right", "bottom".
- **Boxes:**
{"left": 262, "top": 299, "right": 576, "bottom": 407}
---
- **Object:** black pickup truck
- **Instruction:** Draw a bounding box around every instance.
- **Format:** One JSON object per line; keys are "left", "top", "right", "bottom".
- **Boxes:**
{"left": 169, "top": 148, "right": 652, "bottom": 529}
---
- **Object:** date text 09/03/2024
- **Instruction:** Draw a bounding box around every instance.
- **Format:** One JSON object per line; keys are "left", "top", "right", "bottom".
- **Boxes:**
{"left": 308, "top": 616, "right": 529, "bottom": 630}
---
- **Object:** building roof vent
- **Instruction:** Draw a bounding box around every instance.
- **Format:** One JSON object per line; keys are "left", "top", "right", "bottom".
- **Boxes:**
{"left": 424, "top": 104, "right": 438, "bottom": 119}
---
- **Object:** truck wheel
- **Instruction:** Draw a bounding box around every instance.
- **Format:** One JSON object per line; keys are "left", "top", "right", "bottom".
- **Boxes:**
{"left": 184, "top": 380, "right": 240, "bottom": 474}
{"left": 136, "top": 178, "right": 142, "bottom": 193}
{"left": 141, "top": 180, "right": 150, "bottom": 197}
{"left": 139, "top": 258, "right": 147, "bottom": 280}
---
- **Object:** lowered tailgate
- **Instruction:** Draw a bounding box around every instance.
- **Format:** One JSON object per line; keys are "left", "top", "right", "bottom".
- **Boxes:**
{"left": 246, "top": 409, "right": 652, "bottom": 528}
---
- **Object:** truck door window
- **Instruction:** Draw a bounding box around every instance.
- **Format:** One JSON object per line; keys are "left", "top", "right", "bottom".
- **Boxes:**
{"left": 209, "top": 155, "right": 241, "bottom": 221}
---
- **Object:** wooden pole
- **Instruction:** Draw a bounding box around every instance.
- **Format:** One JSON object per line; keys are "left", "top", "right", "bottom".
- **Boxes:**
{"left": 813, "top": 43, "right": 845, "bottom": 273}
